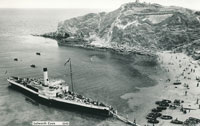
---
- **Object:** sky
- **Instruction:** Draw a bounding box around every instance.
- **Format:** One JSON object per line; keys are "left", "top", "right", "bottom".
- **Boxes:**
{"left": 0, "top": 0, "right": 199, "bottom": 11}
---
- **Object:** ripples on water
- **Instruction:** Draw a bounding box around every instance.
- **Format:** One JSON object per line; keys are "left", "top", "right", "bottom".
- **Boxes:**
{"left": 0, "top": 9, "right": 158, "bottom": 126}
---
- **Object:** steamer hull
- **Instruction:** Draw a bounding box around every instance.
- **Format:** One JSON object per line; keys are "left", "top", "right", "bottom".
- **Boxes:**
{"left": 8, "top": 79, "right": 112, "bottom": 117}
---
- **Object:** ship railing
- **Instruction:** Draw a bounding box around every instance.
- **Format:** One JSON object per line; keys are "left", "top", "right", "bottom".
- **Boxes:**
{"left": 62, "top": 95, "right": 109, "bottom": 108}
{"left": 9, "top": 76, "right": 19, "bottom": 80}
{"left": 59, "top": 91, "right": 111, "bottom": 108}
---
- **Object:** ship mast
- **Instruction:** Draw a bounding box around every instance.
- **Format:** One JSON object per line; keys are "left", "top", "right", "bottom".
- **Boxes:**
{"left": 64, "top": 58, "right": 74, "bottom": 92}
{"left": 69, "top": 58, "right": 74, "bottom": 92}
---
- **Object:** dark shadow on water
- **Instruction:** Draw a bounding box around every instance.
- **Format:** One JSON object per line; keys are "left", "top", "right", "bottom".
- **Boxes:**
{"left": 25, "top": 97, "right": 39, "bottom": 106}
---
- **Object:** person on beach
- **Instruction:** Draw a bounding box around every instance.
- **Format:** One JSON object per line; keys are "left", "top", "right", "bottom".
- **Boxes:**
{"left": 181, "top": 105, "right": 183, "bottom": 111}
{"left": 185, "top": 91, "right": 187, "bottom": 96}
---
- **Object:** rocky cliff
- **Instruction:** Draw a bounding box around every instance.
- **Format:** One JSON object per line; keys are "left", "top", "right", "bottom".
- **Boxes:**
{"left": 42, "top": 2, "right": 200, "bottom": 55}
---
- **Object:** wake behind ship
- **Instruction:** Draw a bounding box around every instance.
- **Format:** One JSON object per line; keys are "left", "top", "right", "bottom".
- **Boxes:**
{"left": 7, "top": 67, "right": 116, "bottom": 117}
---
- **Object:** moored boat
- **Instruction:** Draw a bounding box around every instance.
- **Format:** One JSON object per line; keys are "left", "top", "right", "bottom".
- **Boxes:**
{"left": 7, "top": 59, "right": 116, "bottom": 117}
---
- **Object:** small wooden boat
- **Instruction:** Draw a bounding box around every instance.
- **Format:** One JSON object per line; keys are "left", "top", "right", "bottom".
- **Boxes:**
{"left": 162, "top": 99, "right": 172, "bottom": 103}
{"left": 14, "top": 58, "right": 18, "bottom": 61}
{"left": 155, "top": 100, "right": 170, "bottom": 107}
{"left": 36, "top": 52, "right": 41, "bottom": 55}
{"left": 173, "top": 80, "right": 181, "bottom": 85}
{"left": 169, "top": 104, "right": 176, "bottom": 109}
{"left": 146, "top": 112, "right": 162, "bottom": 119}
{"left": 30, "top": 64, "right": 36, "bottom": 68}
{"left": 148, "top": 118, "right": 159, "bottom": 124}
{"left": 160, "top": 115, "right": 173, "bottom": 120}
{"left": 171, "top": 119, "right": 183, "bottom": 124}
{"left": 157, "top": 106, "right": 167, "bottom": 110}
{"left": 152, "top": 108, "right": 162, "bottom": 112}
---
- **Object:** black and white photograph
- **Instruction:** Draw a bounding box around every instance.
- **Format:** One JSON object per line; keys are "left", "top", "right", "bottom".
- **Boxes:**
{"left": 0, "top": 0, "right": 200, "bottom": 126}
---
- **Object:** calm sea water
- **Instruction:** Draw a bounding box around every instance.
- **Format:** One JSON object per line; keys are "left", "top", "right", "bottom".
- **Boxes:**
{"left": 0, "top": 9, "right": 157, "bottom": 126}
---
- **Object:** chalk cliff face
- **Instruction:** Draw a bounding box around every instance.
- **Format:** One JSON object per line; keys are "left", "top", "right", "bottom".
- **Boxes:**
{"left": 43, "top": 2, "right": 200, "bottom": 54}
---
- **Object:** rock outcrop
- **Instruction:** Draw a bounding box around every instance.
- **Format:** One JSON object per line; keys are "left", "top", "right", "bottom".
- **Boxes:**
{"left": 41, "top": 2, "right": 200, "bottom": 55}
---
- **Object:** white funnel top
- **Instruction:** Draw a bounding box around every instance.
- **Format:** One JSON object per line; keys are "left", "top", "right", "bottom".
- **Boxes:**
{"left": 43, "top": 68, "right": 49, "bottom": 86}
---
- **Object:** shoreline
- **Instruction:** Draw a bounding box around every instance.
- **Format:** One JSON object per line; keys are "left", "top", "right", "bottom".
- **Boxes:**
{"left": 32, "top": 34, "right": 155, "bottom": 57}
{"left": 98, "top": 51, "right": 200, "bottom": 126}
{"left": 153, "top": 51, "right": 200, "bottom": 125}
{"left": 32, "top": 35, "right": 200, "bottom": 125}
{"left": 124, "top": 51, "right": 200, "bottom": 125}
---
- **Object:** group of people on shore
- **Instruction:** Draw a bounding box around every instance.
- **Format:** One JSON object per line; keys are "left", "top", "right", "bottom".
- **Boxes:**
{"left": 145, "top": 52, "right": 200, "bottom": 125}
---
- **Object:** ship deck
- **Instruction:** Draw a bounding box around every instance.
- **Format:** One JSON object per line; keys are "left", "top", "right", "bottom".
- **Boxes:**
{"left": 7, "top": 77, "right": 112, "bottom": 111}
